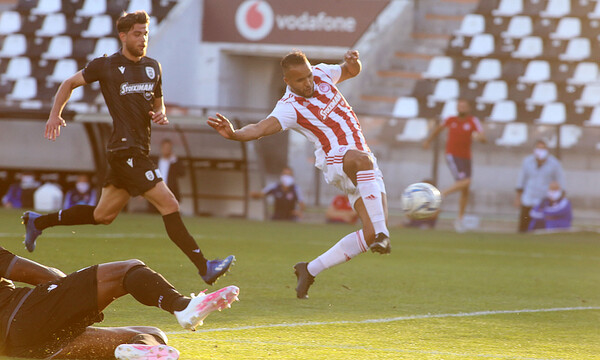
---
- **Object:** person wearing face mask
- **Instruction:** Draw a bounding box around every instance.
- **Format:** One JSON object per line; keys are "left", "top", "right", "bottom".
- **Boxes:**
{"left": 251, "top": 167, "right": 306, "bottom": 221}
{"left": 2, "top": 173, "right": 39, "bottom": 209}
{"left": 63, "top": 174, "right": 97, "bottom": 209}
{"left": 528, "top": 181, "right": 572, "bottom": 232}
{"left": 515, "top": 140, "right": 566, "bottom": 233}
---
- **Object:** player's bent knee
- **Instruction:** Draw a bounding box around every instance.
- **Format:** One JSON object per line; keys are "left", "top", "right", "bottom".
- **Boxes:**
{"left": 95, "top": 213, "right": 118, "bottom": 225}
{"left": 353, "top": 152, "right": 374, "bottom": 170}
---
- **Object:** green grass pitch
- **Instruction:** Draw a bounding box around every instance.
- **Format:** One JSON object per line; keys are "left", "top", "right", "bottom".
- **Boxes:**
{"left": 0, "top": 208, "right": 598, "bottom": 359}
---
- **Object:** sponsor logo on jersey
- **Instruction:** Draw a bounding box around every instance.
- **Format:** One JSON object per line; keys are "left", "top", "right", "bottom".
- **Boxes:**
{"left": 145, "top": 170, "right": 155, "bottom": 181}
{"left": 120, "top": 82, "right": 155, "bottom": 100}
{"left": 145, "top": 66, "right": 155, "bottom": 79}
{"left": 463, "top": 123, "right": 471, "bottom": 131}
{"left": 235, "top": 1, "right": 274, "bottom": 41}
{"left": 127, "top": 158, "right": 134, "bottom": 168}
{"left": 319, "top": 92, "right": 344, "bottom": 120}
{"left": 318, "top": 83, "right": 331, "bottom": 93}
{"left": 118, "top": 66, "right": 125, "bottom": 74}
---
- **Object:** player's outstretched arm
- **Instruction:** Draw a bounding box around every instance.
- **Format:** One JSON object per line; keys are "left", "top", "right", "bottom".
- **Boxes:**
{"left": 46, "top": 71, "right": 88, "bottom": 141}
{"left": 423, "top": 123, "right": 445, "bottom": 149}
{"left": 207, "top": 113, "right": 282, "bottom": 141}
{"left": 5, "top": 256, "right": 66, "bottom": 285}
{"left": 338, "top": 50, "right": 362, "bottom": 83}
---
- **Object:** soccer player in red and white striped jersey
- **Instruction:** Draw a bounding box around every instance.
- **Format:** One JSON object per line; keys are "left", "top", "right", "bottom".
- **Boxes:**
{"left": 208, "top": 50, "right": 390, "bottom": 299}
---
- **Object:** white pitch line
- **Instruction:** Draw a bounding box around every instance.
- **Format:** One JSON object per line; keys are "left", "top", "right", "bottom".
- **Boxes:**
{"left": 412, "top": 246, "right": 600, "bottom": 262}
{"left": 167, "top": 306, "right": 600, "bottom": 335}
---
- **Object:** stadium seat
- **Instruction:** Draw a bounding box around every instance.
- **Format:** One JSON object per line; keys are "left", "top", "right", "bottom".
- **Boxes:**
{"left": 42, "top": 36, "right": 72, "bottom": 59}
{"left": 536, "top": 102, "right": 566, "bottom": 124}
{"left": 455, "top": 14, "right": 485, "bottom": 36}
{"left": 48, "top": 59, "right": 77, "bottom": 83}
{"left": 77, "top": 0, "right": 107, "bottom": 16}
{"left": 0, "top": 34, "right": 27, "bottom": 57}
{"left": 423, "top": 56, "right": 453, "bottom": 79}
{"left": 30, "top": 0, "right": 61, "bottom": 14}
{"left": 555, "top": 125, "right": 582, "bottom": 148}
{"left": 128, "top": 0, "right": 153, "bottom": 13}
{"left": 501, "top": 16, "right": 532, "bottom": 38}
{"left": 36, "top": 13, "right": 66, "bottom": 36}
{"left": 495, "top": 122, "right": 528, "bottom": 146}
{"left": 88, "top": 37, "right": 119, "bottom": 60}
{"left": 540, "top": 0, "right": 571, "bottom": 18}
{"left": 477, "top": 80, "right": 507, "bottom": 103}
{"left": 0, "top": 11, "right": 21, "bottom": 35}
{"left": 527, "top": 82, "right": 557, "bottom": 105}
{"left": 568, "top": 62, "right": 598, "bottom": 85}
{"left": 69, "top": 86, "right": 84, "bottom": 102}
{"left": 512, "top": 36, "right": 543, "bottom": 58}
{"left": 7, "top": 77, "right": 36, "bottom": 100}
{"left": 395, "top": 118, "right": 429, "bottom": 142}
{"left": 550, "top": 17, "right": 581, "bottom": 40}
{"left": 559, "top": 38, "right": 590, "bottom": 61}
{"left": 429, "top": 79, "right": 459, "bottom": 102}
{"left": 519, "top": 60, "right": 550, "bottom": 83}
{"left": 488, "top": 100, "right": 516, "bottom": 122}
{"left": 463, "top": 34, "right": 494, "bottom": 57}
{"left": 470, "top": 58, "right": 501, "bottom": 81}
{"left": 3, "top": 57, "right": 31, "bottom": 80}
{"left": 585, "top": 105, "right": 600, "bottom": 126}
{"left": 590, "top": 1, "right": 600, "bottom": 19}
{"left": 392, "top": 97, "right": 419, "bottom": 118}
{"left": 82, "top": 15, "right": 113, "bottom": 38}
{"left": 576, "top": 84, "right": 600, "bottom": 106}
{"left": 440, "top": 99, "right": 458, "bottom": 119}
{"left": 492, "top": 0, "right": 523, "bottom": 16}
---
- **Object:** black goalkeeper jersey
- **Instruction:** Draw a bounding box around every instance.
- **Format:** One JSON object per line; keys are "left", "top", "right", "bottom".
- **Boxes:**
{"left": 82, "top": 50, "right": 163, "bottom": 153}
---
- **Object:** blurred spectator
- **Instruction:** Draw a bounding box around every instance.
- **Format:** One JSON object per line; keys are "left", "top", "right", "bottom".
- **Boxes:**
{"left": 34, "top": 180, "right": 63, "bottom": 212}
{"left": 154, "top": 139, "right": 185, "bottom": 201}
{"left": 2, "top": 172, "right": 38, "bottom": 209}
{"left": 63, "top": 174, "right": 97, "bottom": 209}
{"left": 516, "top": 140, "right": 566, "bottom": 233}
{"left": 326, "top": 194, "right": 358, "bottom": 224}
{"left": 252, "top": 167, "right": 305, "bottom": 221}
{"left": 528, "top": 181, "right": 572, "bottom": 232}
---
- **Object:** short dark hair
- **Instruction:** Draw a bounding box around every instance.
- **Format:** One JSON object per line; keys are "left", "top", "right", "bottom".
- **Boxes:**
{"left": 116, "top": 10, "right": 150, "bottom": 33}
{"left": 161, "top": 138, "right": 172, "bottom": 145}
{"left": 280, "top": 50, "right": 309, "bottom": 72}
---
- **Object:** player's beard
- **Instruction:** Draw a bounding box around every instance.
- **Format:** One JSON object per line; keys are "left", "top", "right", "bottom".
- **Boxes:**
{"left": 127, "top": 42, "right": 146, "bottom": 58}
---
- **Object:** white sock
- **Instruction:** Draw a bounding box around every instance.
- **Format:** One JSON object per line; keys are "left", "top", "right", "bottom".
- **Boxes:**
{"left": 307, "top": 230, "right": 368, "bottom": 277}
{"left": 356, "top": 170, "right": 389, "bottom": 236}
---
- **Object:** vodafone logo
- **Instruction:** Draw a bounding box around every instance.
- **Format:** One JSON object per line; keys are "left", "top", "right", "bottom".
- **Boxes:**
{"left": 235, "top": 1, "right": 274, "bottom": 41}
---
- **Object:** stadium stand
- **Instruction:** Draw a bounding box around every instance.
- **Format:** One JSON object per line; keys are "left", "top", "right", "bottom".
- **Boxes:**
{"left": 0, "top": 0, "right": 178, "bottom": 112}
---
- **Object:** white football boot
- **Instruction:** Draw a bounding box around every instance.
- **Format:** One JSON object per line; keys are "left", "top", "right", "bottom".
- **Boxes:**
{"left": 114, "top": 344, "right": 180, "bottom": 360}
{"left": 174, "top": 285, "right": 240, "bottom": 331}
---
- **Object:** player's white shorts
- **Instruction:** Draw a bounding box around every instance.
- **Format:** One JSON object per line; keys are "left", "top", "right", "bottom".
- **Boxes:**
{"left": 322, "top": 145, "right": 386, "bottom": 209}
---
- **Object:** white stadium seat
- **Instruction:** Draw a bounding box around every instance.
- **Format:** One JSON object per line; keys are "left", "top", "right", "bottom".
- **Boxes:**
{"left": 502, "top": 16, "right": 532, "bottom": 38}
{"left": 7, "top": 77, "right": 36, "bottom": 100}
{"left": 585, "top": 106, "right": 600, "bottom": 126}
{"left": 488, "top": 100, "right": 516, "bottom": 122}
{"left": 536, "top": 102, "right": 565, "bottom": 124}
{"left": 559, "top": 38, "right": 590, "bottom": 61}
{"left": 512, "top": 36, "right": 543, "bottom": 59}
{"left": 463, "top": 34, "right": 494, "bottom": 57}
{"left": 493, "top": 0, "right": 523, "bottom": 16}
{"left": 590, "top": 1, "right": 600, "bottom": 19}
{"left": 70, "top": 86, "right": 84, "bottom": 102}
{"left": 423, "top": 56, "right": 453, "bottom": 79}
{"left": 392, "top": 97, "right": 419, "bottom": 118}
{"left": 429, "top": 79, "right": 459, "bottom": 102}
{"left": 395, "top": 118, "right": 429, "bottom": 142}
{"left": 36, "top": 13, "right": 66, "bottom": 37}
{"left": 31, "top": 0, "right": 61, "bottom": 14}
{"left": 576, "top": 84, "right": 600, "bottom": 106}
{"left": 552, "top": 125, "right": 582, "bottom": 149}
{"left": 0, "top": 11, "right": 21, "bottom": 35}
{"left": 89, "top": 37, "right": 119, "bottom": 60}
{"left": 3, "top": 57, "right": 31, "bottom": 80}
{"left": 470, "top": 58, "right": 501, "bottom": 81}
{"left": 477, "top": 80, "right": 508, "bottom": 103}
{"left": 128, "top": 0, "right": 152, "bottom": 13}
{"left": 527, "top": 82, "right": 557, "bottom": 105}
{"left": 440, "top": 99, "right": 458, "bottom": 119}
{"left": 519, "top": 60, "right": 550, "bottom": 83}
{"left": 541, "top": 0, "right": 571, "bottom": 18}
{"left": 48, "top": 59, "right": 78, "bottom": 83}
{"left": 568, "top": 62, "right": 599, "bottom": 85}
{"left": 82, "top": 15, "right": 113, "bottom": 38}
{"left": 42, "top": 36, "right": 72, "bottom": 59}
{"left": 550, "top": 17, "right": 581, "bottom": 40}
{"left": 0, "top": 34, "right": 27, "bottom": 57}
{"left": 77, "top": 0, "right": 107, "bottom": 16}
{"left": 455, "top": 14, "right": 485, "bottom": 36}
{"left": 496, "top": 123, "right": 527, "bottom": 146}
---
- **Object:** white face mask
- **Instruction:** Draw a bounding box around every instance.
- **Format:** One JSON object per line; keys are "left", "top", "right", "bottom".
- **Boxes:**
{"left": 20, "top": 175, "right": 36, "bottom": 188}
{"left": 534, "top": 148, "right": 548, "bottom": 160}
{"left": 280, "top": 174, "right": 294, "bottom": 187}
{"left": 547, "top": 190, "right": 562, "bottom": 201}
{"left": 76, "top": 182, "right": 90, "bottom": 193}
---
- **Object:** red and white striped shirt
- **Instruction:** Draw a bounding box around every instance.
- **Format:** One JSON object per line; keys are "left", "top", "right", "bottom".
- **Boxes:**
{"left": 268, "top": 64, "right": 370, "bottom": 169}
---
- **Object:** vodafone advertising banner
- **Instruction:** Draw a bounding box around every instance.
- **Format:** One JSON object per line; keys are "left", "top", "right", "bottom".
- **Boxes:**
{"left": 202, "top": 0, "right": 389, "bottom": 46}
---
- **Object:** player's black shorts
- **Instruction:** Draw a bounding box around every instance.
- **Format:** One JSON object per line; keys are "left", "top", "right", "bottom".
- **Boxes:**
{"left": 445, "top": 154, "right": 472, "bottom": 181}
{"left": 4, "top": 265, "right": 104, "bottom": 358}
{"left": 105, "top": 148, "right": 163, "bottom": 196}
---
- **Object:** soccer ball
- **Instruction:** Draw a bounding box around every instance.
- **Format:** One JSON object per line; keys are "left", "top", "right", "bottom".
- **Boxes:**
{"left": 401, "top": 182, "right": 442, "bottom": 219}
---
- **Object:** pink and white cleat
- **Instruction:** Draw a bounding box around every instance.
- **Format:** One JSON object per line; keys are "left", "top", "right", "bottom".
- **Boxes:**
{"left": 174, "top": 285, "right": 240, "bottom": 331}
{"left": 114, "top": 344, "right": 180, "bottom": 360}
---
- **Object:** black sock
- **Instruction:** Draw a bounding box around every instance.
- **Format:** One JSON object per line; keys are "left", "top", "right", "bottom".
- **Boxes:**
{"left": 123, "top": 265, "right": 190, "bottom": 314}
{"left": 34, "top": 205, "right": 97, "bottom": 230}
{"left": 162, "top": 212, "right": 208, "bottom": 275}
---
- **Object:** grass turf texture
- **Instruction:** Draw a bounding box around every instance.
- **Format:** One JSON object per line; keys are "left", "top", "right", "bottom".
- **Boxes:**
{"left": 0, "top": 208, "right": 598, "bottom": 360}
